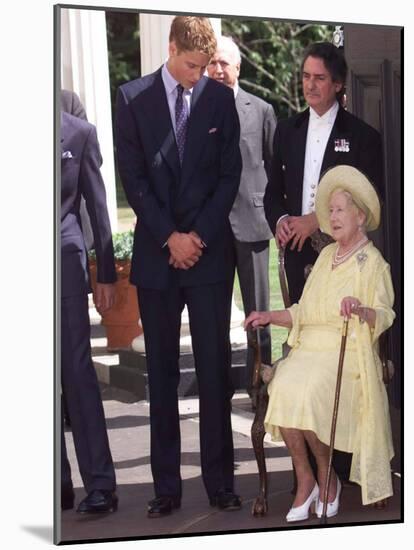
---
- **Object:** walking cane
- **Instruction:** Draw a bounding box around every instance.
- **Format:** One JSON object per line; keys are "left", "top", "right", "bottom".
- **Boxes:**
{"left": 320, "top": 317, "right": 349, "bottom": 525}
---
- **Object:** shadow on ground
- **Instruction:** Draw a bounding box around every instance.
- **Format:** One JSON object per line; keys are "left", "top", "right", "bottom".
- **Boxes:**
{"left": 60, "top": 470, "right": 401, "bottom": 544}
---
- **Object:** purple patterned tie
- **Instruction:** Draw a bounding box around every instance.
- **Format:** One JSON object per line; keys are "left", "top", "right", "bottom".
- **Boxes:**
{"left": 175, "top": 84, "right": 188, "bottom": 164}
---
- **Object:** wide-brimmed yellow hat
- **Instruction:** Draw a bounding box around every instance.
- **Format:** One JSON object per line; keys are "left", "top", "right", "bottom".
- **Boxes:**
{"left": 315, "top": 165, "right": 381, "bottom": 236}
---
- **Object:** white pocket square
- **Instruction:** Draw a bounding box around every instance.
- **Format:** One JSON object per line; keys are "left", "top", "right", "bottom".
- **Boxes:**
{"left": 62, "top": 150, "right": 73, "bottom": 159}
{"left": 208, "top": 127, "right": 217, "bottom": 134}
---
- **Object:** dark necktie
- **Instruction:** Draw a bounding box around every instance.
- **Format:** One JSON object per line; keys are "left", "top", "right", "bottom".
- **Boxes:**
{"left": 175, "top": 84, "right": 188, "bottom": 164}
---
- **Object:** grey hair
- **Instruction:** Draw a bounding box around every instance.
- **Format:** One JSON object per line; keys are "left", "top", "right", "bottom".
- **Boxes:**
{"left": 330, "top": 188, "right": 368, "bottom": 233}
{"left": 216, "top": 35, "right": 241, "bottom": 65}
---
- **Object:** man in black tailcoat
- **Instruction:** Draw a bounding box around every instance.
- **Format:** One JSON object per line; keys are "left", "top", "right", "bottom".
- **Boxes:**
{"left": 264, "top": 42, "right": 383, "bottom": 305}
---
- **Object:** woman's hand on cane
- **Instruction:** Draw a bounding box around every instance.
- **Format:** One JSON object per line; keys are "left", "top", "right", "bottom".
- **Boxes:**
{"left": 340, "top": 297, "right": 376, "bottom": 328}
{"left": 340, "top": 296, "right": 361, "bottom": 319}
{"left": 244, "top": 311, "right": 272, "bottom": 330}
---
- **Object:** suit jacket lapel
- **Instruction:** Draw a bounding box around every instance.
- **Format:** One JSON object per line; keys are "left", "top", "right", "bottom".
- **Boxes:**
{"left": 321, "top": 106, "right": 351, "bottom": 174}
{"left": 179, "top": 77, "right": 212, "bottom": 194}
{"left": 143, "top": 69, "right": 181, "bottom": 182}
{"left": 60, "top": 113, "right": 66, "bottom": 151}
{"left": 235, "top": 88, "right": 251, "bottom": 123}
{"left": 294, "top": 109, "right": 310, "bottom": 196}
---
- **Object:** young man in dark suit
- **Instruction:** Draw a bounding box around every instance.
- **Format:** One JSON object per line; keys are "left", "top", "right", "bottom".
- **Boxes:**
{"left": 115, "top": 16, "right": 242, "bottom": 518}
{"left": 60, "top": 111, "right": 118, "bottom": 514}
{"left": 264, "top": 42, "right": 383, "bottom": 305}
{"left": 207, "top": 36, "right": 277, "bottom": 400}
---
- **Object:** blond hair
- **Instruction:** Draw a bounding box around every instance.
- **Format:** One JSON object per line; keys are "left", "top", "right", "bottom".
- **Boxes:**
{"left": 169, "top": 16, "right": 217, "bottom": 57}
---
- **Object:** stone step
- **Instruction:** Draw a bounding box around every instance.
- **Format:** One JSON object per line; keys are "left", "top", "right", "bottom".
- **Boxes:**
{"left": 94, "top": 346, "right": 248, "bottom": 400}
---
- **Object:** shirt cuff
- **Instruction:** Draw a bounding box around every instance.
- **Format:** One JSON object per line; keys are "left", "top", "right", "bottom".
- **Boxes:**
{"left": 276, "top": 214, "right": 289, "bottom": 226}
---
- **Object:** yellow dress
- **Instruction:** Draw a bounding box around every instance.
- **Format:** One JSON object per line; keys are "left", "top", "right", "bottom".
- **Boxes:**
{"left": 264, "top": 241, "right": 395, "bottom": 505}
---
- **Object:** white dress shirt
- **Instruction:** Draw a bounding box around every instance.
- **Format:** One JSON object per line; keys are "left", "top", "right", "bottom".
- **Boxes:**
{"left": 302, "top": 101, "right": 339, "bottom": 214}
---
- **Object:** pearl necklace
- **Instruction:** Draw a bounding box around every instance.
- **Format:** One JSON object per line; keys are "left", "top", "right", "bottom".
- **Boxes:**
{"left": 332, "top": 236, "right": 369, "bottom": 268}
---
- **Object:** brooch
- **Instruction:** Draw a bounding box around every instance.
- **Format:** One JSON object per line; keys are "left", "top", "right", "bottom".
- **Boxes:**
{"left": 334, "top": 139, "right": 350, "bottom": 153}
{"left": 356, "top": 250, "right": 368, "bottom": 271}
{"left": 62, "top": 150, "right": 73, "bottom": 159}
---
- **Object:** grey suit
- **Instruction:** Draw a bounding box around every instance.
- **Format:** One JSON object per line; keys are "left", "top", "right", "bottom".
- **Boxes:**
{"left": 61, "top": 89, "right": 87, "bottom": 120}
{"left": 60, "top": 112, "right": 116, "bottom": 495}
{"left": 60, "top": 89, "right": 95, "bottom": 251}
{"left": 232, "top": 87, "right": 276, "bottom": 390}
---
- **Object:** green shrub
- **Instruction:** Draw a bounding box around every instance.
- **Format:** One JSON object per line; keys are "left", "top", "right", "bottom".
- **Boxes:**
{"left": 89, "top": 230, "right": 134, "bottom": 261}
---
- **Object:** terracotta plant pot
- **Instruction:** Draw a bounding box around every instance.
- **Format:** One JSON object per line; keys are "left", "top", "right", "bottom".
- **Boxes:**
{"left": 89, "top": 259, "right": 143, "bottom": 351}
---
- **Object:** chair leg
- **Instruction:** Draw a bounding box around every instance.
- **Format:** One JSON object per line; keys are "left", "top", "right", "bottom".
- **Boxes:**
{"left": 251, "top": 384, "right": 269, "bottom": 516}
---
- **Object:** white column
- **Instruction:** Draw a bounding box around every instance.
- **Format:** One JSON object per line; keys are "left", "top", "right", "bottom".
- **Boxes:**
{"left": 61, "top": 7, "right": 118, "bottom": 233}
{"left": 139, "top": 14, "right": 173, "bottom": 75}
{"left": 139, "top": 15, "right": 222, "bottom": 76}
{"left": 210, "top": 18, "right": 222, "bottom": 39}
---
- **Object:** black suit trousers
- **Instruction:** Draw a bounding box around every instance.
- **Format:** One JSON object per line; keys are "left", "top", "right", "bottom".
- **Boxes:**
{"left": 234, "top": 239, "right": 272, "bottom": 390}
{"left": 284, "top": 238, "right": 318, "bottom": 305}
{"left": 137, "top": 275, "right": 235, "bottom": 500}
{"left": 61, "top": 293, "right": 116, "bottom": 493}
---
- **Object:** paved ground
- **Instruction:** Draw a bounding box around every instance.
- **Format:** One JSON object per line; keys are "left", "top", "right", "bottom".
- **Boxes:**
{"left": 60, "top": 389, "right": 401, "bottom": 544}
{"left": 58, "top": 314, "right": 402, "bottom": 544}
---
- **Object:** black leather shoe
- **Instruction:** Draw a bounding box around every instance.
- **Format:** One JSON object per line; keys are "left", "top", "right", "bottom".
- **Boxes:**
{"left": 61, "top": 486, "right": 75, "bottom": 510}
{"left": 209, "top": 490, "right": 241, "bottom": 511}
{"left": 147, "top": 496, "right": 181, "bottom": 518}
{"left": 76, "top": 490, "right": 118, "bottom": 514}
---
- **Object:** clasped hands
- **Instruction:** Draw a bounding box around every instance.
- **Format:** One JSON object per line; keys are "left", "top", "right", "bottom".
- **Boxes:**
{"left": 276, "top": 212, "right": 319, "bottom": 251}
{"left": 168, "top": 230, "right": 204, "bottom": 270}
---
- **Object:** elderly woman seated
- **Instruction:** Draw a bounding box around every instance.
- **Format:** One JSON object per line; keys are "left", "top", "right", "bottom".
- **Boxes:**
{"left": 245, "top": 165, "right": 395, "bottom": 522}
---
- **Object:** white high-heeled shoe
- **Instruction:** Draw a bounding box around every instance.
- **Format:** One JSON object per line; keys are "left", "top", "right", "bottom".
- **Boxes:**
{"left": 286, "top": 483, "right": 319, "bottom": 522}
{"left": 316, "top": 477, "right": 342, "bottom": 518}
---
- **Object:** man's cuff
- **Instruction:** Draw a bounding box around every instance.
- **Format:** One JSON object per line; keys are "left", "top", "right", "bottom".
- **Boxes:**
{"left": 191, "top": 228, "right": 207, "bottom": 248}
{"left": 276, "top": 214, "right": 289, "bottom": 226}
{"left": 163, "top": 230, "right": 177, "bottom": 248}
